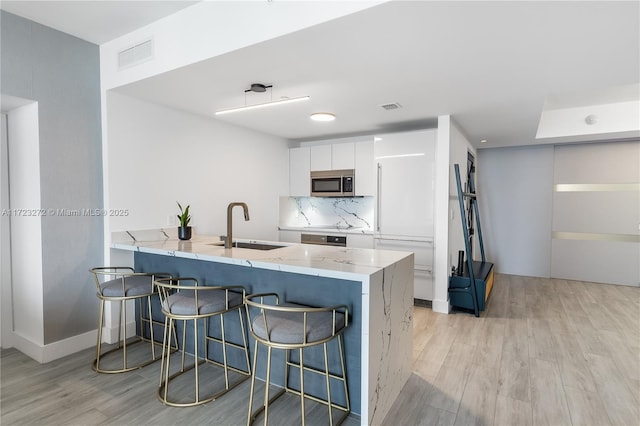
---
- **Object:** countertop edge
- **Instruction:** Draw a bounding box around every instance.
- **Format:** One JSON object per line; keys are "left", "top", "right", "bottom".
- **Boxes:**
{"left": 111, "top": 238, "right": 411, "bottom": 281}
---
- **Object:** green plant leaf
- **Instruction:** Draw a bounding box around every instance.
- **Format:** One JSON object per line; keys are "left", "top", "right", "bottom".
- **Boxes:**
{"left": 176, "top": 202, "right": 192, "bottom": 227}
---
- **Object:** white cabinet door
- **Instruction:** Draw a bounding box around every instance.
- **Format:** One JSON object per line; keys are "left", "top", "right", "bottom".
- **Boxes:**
{"left": 278, "top": 230, "right": 302, "bottom": 243}
{"left": 355, "top": 140, "right": 375, "bottom": 196}
{"left": 374, "top": 237, "right": 433, "bottom": 300}
{"left": 375, "top": 129, "right": 436, "bottom": 237}
{"left": 414, "top": 268, "right": 433, "bottom": 301}
{"left": 289, "top": 147, "right": 310, "bottom": 196}
{"left": 347, "top": 234, "right": 374, "bottom": 249}
{"left": 310, "top": 145, "right": 332, "bottom": 171}
{"left": 331, "top": 142, "right": 355, "bottom": 170}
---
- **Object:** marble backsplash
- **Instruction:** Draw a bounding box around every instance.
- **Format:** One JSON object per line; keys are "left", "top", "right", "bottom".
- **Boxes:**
{"left": 279, "top": 196, "right": 374, "bottom": 231}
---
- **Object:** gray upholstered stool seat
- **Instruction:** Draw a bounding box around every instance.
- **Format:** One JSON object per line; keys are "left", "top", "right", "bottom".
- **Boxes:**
{"left": 251, "top": 302, "right": 346, "bottom": 345}
{"left": 245, "top": 293, "right": 350, "bottom": 426}
{"left": 162, "top": 289, "right": 243, "bottom": 316}
{"left": 100, "top": 274, "right": 154, "bottom": 297}
{"left": 154, "top": 277, "right": 251, "bottom": 407}
{"left": 90, "top": 267, "right": 172, "bottom": 374}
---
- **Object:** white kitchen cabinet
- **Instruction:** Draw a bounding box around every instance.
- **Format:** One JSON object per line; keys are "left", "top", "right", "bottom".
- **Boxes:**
{"left": 347, "top": 234, "right": 374, "bottom": 249}
{"left": 374, "top": 237, "right": 433, "bottom": 300}
{"left": 373, "top": 128, "right": 436, "bottom": 301}
{"left": 278, "top": 230, "right": 302, "bottom": 243}
{"left": 289, "top": 147, "right": 310, "bottom": 196}
{"left": 355, "top": 140, "right": 375, "bottom": 196}
{"left": 374, "top": 129, "right": 436, "bottom": 238}
{"left": 331, "top": 142, "right": 355, "bottom": 170}
{"left": 310, "top": 145, "right": 332, "bottom": 171}
{"left": 309, "top": 142, "right": 356, "bottom": 171}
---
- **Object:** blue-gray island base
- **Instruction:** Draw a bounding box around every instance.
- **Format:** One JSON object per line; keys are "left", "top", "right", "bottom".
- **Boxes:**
{"left": 135, "top": 251, "right": 360, "bottom": 414}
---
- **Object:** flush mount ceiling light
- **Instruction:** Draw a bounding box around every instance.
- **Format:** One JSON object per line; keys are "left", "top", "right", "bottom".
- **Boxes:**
{"left": 585, "top": 114, "right": 599, "bottom": 125}
{"left": 215, "top": 83, "right": 310, "bottom": 115}
{"left": 310, "top": 112, "right": 336, "bottom": 122}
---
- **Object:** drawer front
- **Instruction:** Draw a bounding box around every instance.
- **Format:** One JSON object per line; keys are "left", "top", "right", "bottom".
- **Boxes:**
{"left": 374, "top": 238, "right": 433, "bottom": 269}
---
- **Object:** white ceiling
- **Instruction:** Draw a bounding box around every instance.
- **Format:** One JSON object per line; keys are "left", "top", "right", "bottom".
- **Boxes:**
{"left": 0, "top": 0, "right": 199, "bottom": 45}
{"left": 3, "top": 1, "right": 639, "bottom": 148}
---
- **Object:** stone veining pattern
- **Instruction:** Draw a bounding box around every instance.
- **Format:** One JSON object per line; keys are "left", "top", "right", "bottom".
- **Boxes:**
{"left": 366, "top": 257, "right": 414, "bottom": 426}
{"left": 279, "top": 196, "right": 374, "bottom": 231}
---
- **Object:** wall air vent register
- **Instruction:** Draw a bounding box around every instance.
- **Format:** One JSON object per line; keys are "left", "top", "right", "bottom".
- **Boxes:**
{"left": 118, "top": 39, "right": 154, "bottom": 70}
{"left": 379, "top": 102, "right": 402, "bottom": 110}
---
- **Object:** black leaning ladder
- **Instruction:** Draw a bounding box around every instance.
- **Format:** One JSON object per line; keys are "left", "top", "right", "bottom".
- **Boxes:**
{"left": 450, "top": 163, "right": 486, "bottom": 317}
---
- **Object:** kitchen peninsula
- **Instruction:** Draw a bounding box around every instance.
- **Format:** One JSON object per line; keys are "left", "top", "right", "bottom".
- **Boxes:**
{"left": 111, "top": 231, "right": 414, "bottom": 426}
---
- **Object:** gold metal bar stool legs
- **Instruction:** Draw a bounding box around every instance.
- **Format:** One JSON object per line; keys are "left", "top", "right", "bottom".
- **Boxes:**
{"left": 155, "top": 277, "right": 251, "bottom": 407}
{"left": 245, "top": 293, "right": 351, "bottom": 426}
{"left": 90, "top": 267, "right": 174, "bottom": 374}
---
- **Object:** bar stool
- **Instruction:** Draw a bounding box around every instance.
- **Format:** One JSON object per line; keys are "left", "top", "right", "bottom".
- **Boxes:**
{"left": 245, "top": 293, "right": 350, "bottom": 426}
{"left": 90, "top": 267, "right": 172, "bottom": 373}
{"left": 154, "top": 277, "right": 251, "bottom": 407}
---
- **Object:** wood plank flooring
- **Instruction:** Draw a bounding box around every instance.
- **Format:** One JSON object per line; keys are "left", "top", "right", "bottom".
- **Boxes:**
{"left": 385, "top": 274, "right": 640, "bottom": 426}
{"left": 1, "top": 274, "right": 638, "bottom": 425}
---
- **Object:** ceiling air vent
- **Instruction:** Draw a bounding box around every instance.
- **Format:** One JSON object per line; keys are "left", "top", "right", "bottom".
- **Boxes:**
{"left": 380, "top": 102, "right": 402, "bottom": 110}
{"left": 118, "top": 39, "right": 153, "bottom": 70}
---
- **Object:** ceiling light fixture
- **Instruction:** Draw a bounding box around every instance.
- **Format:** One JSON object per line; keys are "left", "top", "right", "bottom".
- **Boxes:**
{"left": 214, "top": 83, "right": 310, "bottom": 115}
{"left": 310, "top": 112, "right": 336, "bottom": 122}
{"left": 585, "top": 114, "right": 599, "bottom": 125}
{"left": 215, "top": 96, "right": 310, "bottom": 115}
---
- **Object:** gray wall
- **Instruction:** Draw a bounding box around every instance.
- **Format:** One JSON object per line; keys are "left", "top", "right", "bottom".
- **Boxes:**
{"left": 477, "top": 145, "right": 554, "bottom": 278}
{"left": 1, "top": 11, "right": 103, "bottom": 344}
{"left": 477, "top": 141, "right": 639, "bottom": 285}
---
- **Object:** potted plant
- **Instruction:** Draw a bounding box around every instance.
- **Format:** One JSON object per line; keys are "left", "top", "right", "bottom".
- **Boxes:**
{"left": 177, "top": 202, "right": 192, "bottom": 240}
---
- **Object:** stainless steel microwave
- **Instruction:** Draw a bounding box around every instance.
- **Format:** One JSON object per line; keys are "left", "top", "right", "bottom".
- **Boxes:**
{"left": 310, "top": 169, "right": 355, "bottom": 197}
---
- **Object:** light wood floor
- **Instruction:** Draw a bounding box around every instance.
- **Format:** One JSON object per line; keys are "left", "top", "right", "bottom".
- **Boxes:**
{"left": 384, "top": 274, "right": 640, "bottom": 426}
{"left": 1, "top": 274, "right": 638, "bottom": 425}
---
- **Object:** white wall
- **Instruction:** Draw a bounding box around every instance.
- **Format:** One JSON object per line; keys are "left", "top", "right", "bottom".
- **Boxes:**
{"left": 106, "top": 92, "right": 289, "bottom": 240}
{"left": 6, "top": 102, "right": 44, "bottom": 347}
{"left": 448, "top": 120, "right": 476, "bottom": 267}
{"left": 433, "top": 116, "right": 451, "bottom": 313}
{"left": 433, "top": 116, "right": 476, "bottom": 314}
{"left": 433, "top": 116, "right": 475, "bottom": 313}
{"left": 0, "top": 113, "right": 10, "bottom": 347}
{"left": 477, "top": 145, "right": 554, "bottom": 278}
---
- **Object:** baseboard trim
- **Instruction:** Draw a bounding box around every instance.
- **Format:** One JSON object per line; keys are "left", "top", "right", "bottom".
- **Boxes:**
{"left": 101, "top": 320, "right": 137, "bottom": 344}
{"left": 8, "top": 320, "right": 138, "bottom": 364}
{"left": 10, "top": 329, "right": 97, "bottom": 364}
{"left": 431, "top": 298, "right": 451, "bottom": 314}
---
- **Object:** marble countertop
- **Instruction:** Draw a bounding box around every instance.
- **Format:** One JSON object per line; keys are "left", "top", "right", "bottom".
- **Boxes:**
{"left": 111, "top": 233, "right": 411, "bottom": 281}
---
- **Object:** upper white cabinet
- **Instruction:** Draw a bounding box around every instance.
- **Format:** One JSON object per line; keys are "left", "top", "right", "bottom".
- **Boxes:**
{"left": 287, "top": 137, "right": 375, "bottom": 198}
{"left": 289, "top": 147, "right": 310, "bottom": 196}
{"left": 374, "top": 129, "right": 437, "bottom": 237}
{"left": 310, "top": 145, "right": 332, "bottom": 171}
{"left": 310, "top": 142, "right": 356, "bottom": 171}
{"left": 331, "top": 143, "right": 355, "bottom": 170}
{"left": 355, "top": 140, "right": 375, "bottom": 196}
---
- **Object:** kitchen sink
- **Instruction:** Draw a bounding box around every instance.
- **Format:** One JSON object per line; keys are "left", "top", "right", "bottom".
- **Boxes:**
{"left": 207, "top": 241, "right": 285, "bottom": 250}
{"left": 233, "top": 242, "right": 285, "bottom": 250}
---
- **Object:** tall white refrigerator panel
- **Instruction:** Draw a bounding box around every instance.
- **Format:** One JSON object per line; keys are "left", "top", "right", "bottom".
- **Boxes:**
{"left": 375, "top": 129, "right": 435, "bottom": 237}
{"left": 374, "top": 129, "right": 436, "bottom": 300}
